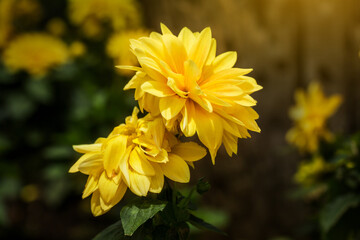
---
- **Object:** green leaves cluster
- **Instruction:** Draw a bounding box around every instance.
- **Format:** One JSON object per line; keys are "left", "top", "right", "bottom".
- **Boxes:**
{"left": 294, "top": 133, "right": 360, "bottom": 239}
{"left": 93, "top": 179, "right": 227, "bottom": 240}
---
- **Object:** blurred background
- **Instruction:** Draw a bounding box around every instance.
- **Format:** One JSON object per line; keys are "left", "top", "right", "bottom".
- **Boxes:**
{"left": 0, "top": 0, "right": 359, "bottom": 239}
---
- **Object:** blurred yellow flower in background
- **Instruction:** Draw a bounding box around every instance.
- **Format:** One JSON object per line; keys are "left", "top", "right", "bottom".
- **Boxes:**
{"left": 119, "top": 24, "right": 262, "bottom": 163}
{"left": 15, "top": 0, "right": 42, "bottom": 19}
{"left": 0, "top": 0, "right": 14, "bottom": 48}
{"left": 69, "top": 41, "right": 86, "bottom": 57}
{"left": 70, "top": 107, "right": 206, "bottom": 216}
{"left": 46, "top": 18, "right": 67, "bottom": 36}
{"left": 0, "top": 0, "right": 42, "bottom": 49}
{"left": 286, "top": 82, "right": 342, "bottom": 153}
{"left": 3, "top": 33, "right": 69, "bottom": 76}
{"left": 294, "top": 156, "right": 329, "bottom": 186}
{"left": 106, "top": 29, "right": 149, "bottom": 75}
{"left": 68, "top": 0, "right": 142, "bottom": 38}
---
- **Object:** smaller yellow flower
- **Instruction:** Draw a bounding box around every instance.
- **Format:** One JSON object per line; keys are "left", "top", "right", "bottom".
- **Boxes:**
{"left": 46, "top": 18, "right": 67, "bottom": 36}
{"left": 286, "top": 82, "right": 342, "bottom": 153}
{"left": 69, "top": 41, "right": 86, "bottom": 57}
{"left": 295, "top": 156, "right": 329, "bottom": 186}
{"left": 68, "top": 0, "right": 142, "bottom": 38}
{"left": 0, "top": 0, "right": 13, "bottom": 48}
{"left": 106, "top": 29, "right": 149, "bottom": 75}
{"left": 3, "top": 33, "right": 69, "bottom": 76}
{"left": 0, "top": 0, "right": 42, "bottom": 48}
{"left": 70, "top": 107, "right": 206, "bottom": 216}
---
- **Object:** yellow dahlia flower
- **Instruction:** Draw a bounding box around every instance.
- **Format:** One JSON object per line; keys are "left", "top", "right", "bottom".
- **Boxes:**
{"left": 286, "top": 82, "right": 342, "bottom": 153}
{"left": 119, "top": 24, "right": 262, "bottom": 163}
{"left": 68, "top": 0, "right": 141, "bottom": 38}
{"left": 3, "top": 33, "right": 69, "bottom": 76}
{"left": 70, "top": 107, "right": 206, "bottom": 216}
{"left": 106, "top": 29, "right": 149, "bottom": 76}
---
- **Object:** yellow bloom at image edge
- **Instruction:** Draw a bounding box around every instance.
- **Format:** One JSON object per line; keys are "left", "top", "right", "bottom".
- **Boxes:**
{"left": 286, "top": 82, "right": 342, "bottom": 153}
{"left": 118, "top": 24, "right": 262, "bottom": 163}
{"left": 69, "top": 107, "right": 206, "bottom": 216}
{"left": 3, "top": 33, "right": 69, "bottom": 76}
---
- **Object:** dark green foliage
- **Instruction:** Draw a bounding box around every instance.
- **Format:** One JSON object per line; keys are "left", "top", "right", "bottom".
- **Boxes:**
{"left": 120, "top": 199, "right": 167, "bottom": 236}
{"left": 293, "top": 133, "right": 360, "bottom": 239}
{"left": 93, "top": 179, "right": 227, "bottom": 239}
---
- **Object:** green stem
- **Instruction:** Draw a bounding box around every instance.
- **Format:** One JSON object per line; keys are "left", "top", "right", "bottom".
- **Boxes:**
{"left": 172, "top": 182, "right": 177, "bottom": 217}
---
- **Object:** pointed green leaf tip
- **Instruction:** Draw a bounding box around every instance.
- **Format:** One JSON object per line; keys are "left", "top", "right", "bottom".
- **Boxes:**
{"left": 188, "top": 214, "right": 227, "bottom": 236}
{"left": 320, "top": 193, "right": 360, "bottom": 233}
{"left": 92, "top": 220, "right": 125, "bottom": 240}
{"left": 120, "top": 198, "right": 167, "bottom": 236}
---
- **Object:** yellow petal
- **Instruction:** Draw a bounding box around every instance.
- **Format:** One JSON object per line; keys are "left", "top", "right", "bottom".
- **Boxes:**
{"left": 194, "top": 108, "right": 223, "bottom": 164}
{"left": 69, "top": 152, "right": 98, "bottom": 173}
{"left": 212, "top": 51, "right": 237, "bottom": 72}
{"left": 119, "top": 146, "right": 134, "bottom": 187}
{"left": 91, "top": 190, "right": 106, "bottom": 217}
{"left": 115, "top": 65, "right": 142, "bottom": 72}
{"left": 149, "top": 163, "right": 164, "bottom": 193}
{"left": 178, "top": 27, "right": 195, "bottom": 53}
{"left": 161, "top": 33, "right": 187, "bottom": 73}
{"left": 73, "top": 143, "right": 102, "bottom": 153}
{"left": 128, "top": 169, "right": 151, "bottom": 196}
{"left": 189, "top": 94, "right": 213, "bottom": 112}
{"left": 180, "top": 101, "right": 197, "bottom": 137}
{"left": 234, "top": 95, "right": 257, "bottom": 106}
{"left": 146, "top": 148, "right": 169, "bottom": 163}
{"left": 172, "top": 142, "right": 207, "bottom": 162}
{"left": 223, "top": 132, "right": 238, "bottom": 157}
{"left": 202, "top": 92, "right": 232, "bottom": 107}
{"left": 167, "top": 77, "right": 188, "bottom": 98}
{"left": 99, "top": 182, "right": 127, "bottom": 211}
{"left": 160, "top": 23, "right": 173, "bottom": 35}
{"left": 138, "top": 56, "right": 167, "bottom": 82}
{"left": 78, "top": 154, "right": 103, "bottom": 175}
{"left": 141, "top": 81, "right": 175, "bottom": 97}
{"left": 159, "top": 95, "right": 186, "bottom": 120}
{"left": 205, "top": 38, "right": 217, "bottom": 66}
{"left": 188, "top": 27, "right": 212, "bottom": 70}
{"left": 160, "top": 153, "right": 190, "bottom": 183}
{"left": 82, "top": 175, "right": 98, "bottom": 199}
{"left": 184, "top": 59, "right": 201, "bottom": 91}
{"left": 103, "top": 135, "right": 127, "bottom": 178}
{"left": 187, "top": 161, "right": 195, "bottom": 169}
{"left": 129, "top": 147, "right": 156, "bottom": 176}
{"left": 205, "top": 84, "right": 243, "bottom": 97}
{"left": 98, "top": 171, "right": 119, "bottom": 204}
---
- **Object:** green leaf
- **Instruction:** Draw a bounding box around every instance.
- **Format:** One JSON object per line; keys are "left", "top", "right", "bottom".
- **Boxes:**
{"left": 320, "top": 193, "right": 360, "bottom": 233}
{"left": 196, "top": 178, "right": 211, "bottom": 195}
{"left": 93, "top": 220, "right": 125, "bottom": 240}
{"left": 120, "top": 198, "right": 167, "bottom": 236}
{"left": 188, "top": 214, "right": 227, "bottom": 236}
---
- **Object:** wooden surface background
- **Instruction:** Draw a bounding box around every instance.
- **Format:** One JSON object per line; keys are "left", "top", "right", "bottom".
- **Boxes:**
{"left": 139, "top": 0, "right": 360, "bottom": 239}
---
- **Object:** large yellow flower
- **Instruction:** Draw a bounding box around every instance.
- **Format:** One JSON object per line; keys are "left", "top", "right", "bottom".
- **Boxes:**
{"left": 68, "top": 0, "right": 141, "bottom": 38}
{"left": 3, "top": 33, "right": 69, "bottom": 76}
{"left": 70, "top": 107, "right": 206, "bottom": 216}
{"left": 119, "top": 24, "right": 262, "bottom": 163}
{"left": 286, "top": 82, "right": 342, "bottom": 153}
{"left": 106, "top": 29, "right": 149, "bottom": 75}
